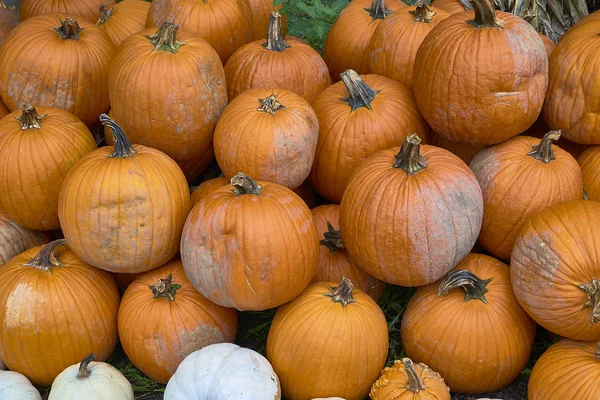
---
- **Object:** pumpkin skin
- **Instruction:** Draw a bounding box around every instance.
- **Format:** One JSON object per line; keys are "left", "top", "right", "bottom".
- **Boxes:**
{"left": 430, "top": 132, "right": 484, "bottom": 165}
{"left": 430, "top": 0, "right": 466, "bottom": 14}
{"left": 470, "top": 131, "right": 583, "bottom": 261}
{"left": 191, "top": 177, "right": 230, "bottom": 207}
{"left": 214, "top": 88, "right": 319, "bottom": 189}
{"left": 58, "top": 115, "right": 191, "bottom": 273}
{"left": 96, "top": 0, "right": 151, "bottom": 47}
{"left": 339, "top": 134, "right": 483, "bottom": 287}
{"left": 528, "top": 340, "right": 600, "bottom": 399}
{"left": 267, "top": 278, "right": 389, "bottom": 400}
{"left": 0, "top": 371, "right": 41, "bottom": 400}
{"left": 0, "top": 1, "right": 17, "bottom": 46}
{"left": 248, "top": 0, "right": 287, "bottom": 40}
{"left": 579, "top": 146, "right": 600, "bottom": 201}
{"left": 177, "top": 149, "right": 217, "bottom": 183}
{"left": 310, "top": 71, "right": 429, "bottom": 203}
{"left": 118, "top": 259, "right": 238, "bottom": 384}
{"left": 511, "top": 200, "right": 600, "bottom": 341}
{"left": 19, "top": 0, "right": 116, "bottom": 22}
{"left": 539, "top": 32, "right": 555, "bottom": 57}
{"left": 401, "top": 254, "right": 536, "bottom": 393}
{"left": 0, "top": 105, "right": 97, "bottom": 230}
{"left": 0, "top": 240, "right": 120, "bottom": 386}
{"left": 224, "top": 12, "right": 331, "bottom": 103}
{"left": 0, "top": 99, "right": 8, "bottom": 118}
{"left": 413, "top": 0, "right": 548, "bottom": 145}
{"left": 0, "top": 212, "right": 49, "bottom": 266}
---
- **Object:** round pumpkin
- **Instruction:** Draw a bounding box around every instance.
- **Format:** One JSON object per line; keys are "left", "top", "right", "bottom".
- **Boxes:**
{"left": 312, "top": 205, "right": 385, "bottom": 301}
{"left": 224, "top": 11, "right": 331, "bottom": 103}
{"left": 511, "top": 199, "right": 600, "bottom": 341}
{"left": 118, "top": 259, "right": 238, "bottom": 384}
{"left": 339, "top": 134, "right": 483, "bottom": 287}
{"left": 367, "top": 2, "right": 450, "bottom": 89}
{"left": 0, "top": 15, "right": 114, "bottom": 127}
{"left": 430, "top": 132, "right": 484, "bottom": 165}
{"left": 191, "top": 176, "right": 229, "bottom": 207}
{"left": 470, "top": 131, "right": 583, "bottom": 261}
{"left": 528, "top": 340, "right": 600, "bottom": 399}
{"left": 58, "top": 115, "right": 191, "bottom": 273}
{"left": 579, "top": 146, "right": 600, "bottom": 201}
{"left": 539, "top": 32, "right": 555, "bottom": 57}
{"left": 310, "top": 70, "right": 429, "bottom": 203}
{"left": 0, "top": 211, "right": 49, "bottom": 266}
{"left": 0, "top": 104, "right": 97, "bottom": 230}
{"left": 0, "top": 0, "right": 17, "bottom": 46}
{"left": 96, "top": 0, "right": 151, "bottom": 47}
{"left": 0, "top": 370, "right": 41, "bottom": 400}
{"left": 401, "top": 253, "right": 536, "bottom": 393}
{"left": 0, "top": 240, "right": 120, "bottom": 386}
{"left": 413, "top": 0, "right": 547, "bottom": 145}
{"left": 19, "top": 0, "right": 115, "bottom": 22}
{"left": 430, "top": 0, "right": 466, "bottom": 14}
{"left": 214, "top": 88, "right": 318, "bottom": 189}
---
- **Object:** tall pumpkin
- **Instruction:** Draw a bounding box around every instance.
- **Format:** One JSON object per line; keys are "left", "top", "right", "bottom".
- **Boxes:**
{"left": 470, "top": 131, "right": 583, "bottom": 261}
{"left": 413, "top": 0, "right": 547, "bottom": 145}
{"left": 181, "top": 173, "right": 319, "bottom": 311}
{"left": 0, "top": 0, "right": 17, "bottom": 46}
{"left": 511, "top": 199, "right": 600, "bottom": 341}
{"left": 0, "top": 240, "right": 120, "bottom": 386}
{"left": 339, "top": 134, "right": 483, "bottom": 287}
{"left": 579, "top": 146, "right": 600, "bottom": 201}
{"left": 19, "top": 0, "right": 115, "bottom": 22}
{"left": 0, "top": 104, "right": 97, "bottom": 230}
{"left": 0, "top": 211, "right": 49, "bottom": 266}
{"left": 0, "top": 15, "right": 114, "bottom": 126}
{"left": 224, "top": 12, "right": 331, "bottom": 103}
{"left": 58, "top": 115, "right": 191, "bottom": 273}
{"left": 267, "top": 278, "right": 389, "bottom": 400}
{"left": 401, "top": 254, "right": 536, "bottom": 393}
{"left": 96, "top": 0, "right": 151, "bottom": 47}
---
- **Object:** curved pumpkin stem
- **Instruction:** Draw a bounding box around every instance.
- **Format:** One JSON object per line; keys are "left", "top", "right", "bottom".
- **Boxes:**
{"left": 100, "top": 114, "right": 137, "bottom": 159}
{"left": 97, "top": 5, "right": 113, "bottom": 26}
{"left": 148, "top": 22, "right": 187, "bottom": 53}
{"left": 17, "top": 102, "right": 46, "bottom": 129}
{"left": 320, "top": 222, "right": 345, "bottom": 254}
{"left": 578, "top": 279, "right": 600, "bottom": 324}
{"left": 263, "top": 11, "right": 290, "bottom": 52}
{"left": 77, "top": 353, "right": 95, "bottom": 380}
{"left": 231, "top": 173, "right": 262, "bottom": 195}
{"left": 467, "top": 0, "right": 503, "bottom": 28}
{"left": 527, "top": 130, "right": 561, "bottom": 163}
{"left": 325, "top": 277, "right": 356, "bottom": 307}
{"left": 367, "top": 0, "right": 392, "bottom": 21}
{"left": 403, "top": 358, "right": 426, "bottom": 393}
{"left": 438, "top": 270, "right": 492, "bottom": 304}
{"left": 393, "top": 134, "right": 427, "bottom": 175}
{"left": 149, "top": 274, "right": 182, "bottom": 301}
{"left": 55, "top": 17, "right": 83, "bottom": 40}
{"left": 22, "top": 239, "right": 67, "bottom": 272}
{"left": 411, "top": 1, "right": 437, "bottom": 23}
{"left": 340, "top": 70, "right": 380, "bottom": 111}
{"left": 258, "top": 94, "right": 285, "bottom": 114}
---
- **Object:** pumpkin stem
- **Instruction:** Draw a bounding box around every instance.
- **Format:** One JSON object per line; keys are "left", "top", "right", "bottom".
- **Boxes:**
{"left": 149, "top": 274, "right": 182, "bottom": 301}
{"left": 96, "top": 5, "right": 113, "bottom": 26}
{"left": 340, "top": 69, "right": 380, "bottom": 111}
{"left": 100, "top": 114, "right": 137, "bottom": 158}
{"left": 578, "top": 279, "right": 600, "bottom": 324}
{"left": 410, "top": 1, "right": 437, "bottom": 23}
{"left": 527, "top": 130, "right": 561, "bottom": 164}
{"left": 77, "top": 353, "right": 95, "bottom": 380}
{"left": 366, "top": 0, "right": 392, "bottom": 21}
{"left": 403, "top": 358, "right": 426, "bottom": 393}
{"left": 320, "top": 222, "right": 345, "bottom": 254}
{"left": 0, "top": 0, "right": 13, "bottom": 9}
{"left": 55, "top": 17, "right": 83, "bottom": 40}
{"left": 325, "top": 277, "right": 356, "bottom": 307}
{"left": 22, "top": 239, "right": 67, "bottom": 272}
{"left": 231, "top": 173, "right": 262, "bottom": 195}
{"left": 147, "top": 22, "right": 187, "bottom": 53}
{"left": 17, "top": 102, "right": 46, "bottom": 129}
{"left": 257, "top": 94, "right": 285, "bottom": 115}
{"left": 393, "top": 134, "right": 427, "bottom": 175}
{"left": 263, "top": 11, "right": 290, "bottom": 52}
{"left": 438, "top": 270, "right": 492, "bottom": 304}
{"left": 467, "top": 0, "right": 503, "bottom": 29}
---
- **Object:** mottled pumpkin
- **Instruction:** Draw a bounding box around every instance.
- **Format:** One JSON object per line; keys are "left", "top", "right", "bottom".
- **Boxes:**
{"left": 0, "top": 0, "right": 17, "bottom": 46}
{"left": 191, "top": 177, "right": 229, "bottom": 207}
{"left": 19, "top": 0, "right": 115, "bottom": 22}
{"left": 96, "top": 0, "right": 151, "bottom": 47}
{"left": 0, "top": 211, "right": 49, "bottom": 266}
{"left": 430, "top": 132, "right": 484, "bottom": 165}
{"left": 579, "top": 146, "right": 600, "bottom": 201}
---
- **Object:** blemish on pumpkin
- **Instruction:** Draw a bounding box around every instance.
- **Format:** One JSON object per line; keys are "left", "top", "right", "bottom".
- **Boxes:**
{"left": 178, "top": 325, "right": 225, "bottom": 360}
{"left": 5, "top": 283, "right": 41, "bottom": 334}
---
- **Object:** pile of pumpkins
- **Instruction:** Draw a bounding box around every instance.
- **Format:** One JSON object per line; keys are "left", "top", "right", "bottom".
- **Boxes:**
{"left": 0, "top": 0, "right": 599, "bottom": 398}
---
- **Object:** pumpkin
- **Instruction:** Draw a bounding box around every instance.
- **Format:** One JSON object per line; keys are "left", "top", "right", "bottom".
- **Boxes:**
{"left": 58, "top": 115, "right": 191, "bottom": 273}
{"left": 311, "top": 205, "right": 385, "bottom": 301}
{"left": 367, "top": 2, "right": 450, "bottom": 89}
{"left": 177, "top": 150, "right": 217, "bottom": 183}
{"left": 339, "top": 134, "right": 483, "bottom": 287}
{"left": 107, "top": 22, "right": 226, "bottom": 167}
{"left": 164, "top": 343, "right": 281, "bottom": 399}
{"left": 267, "top": 278, "right": 389, "bottom": 400}
{"left": 0, "top": 240, "right": 120, "bottom": 386}
{"left": 413, "top": 0, "right": 547, "bottom": 145}
{"left": 191, "top": 176, "right": 230, "bottom": 207}
{"left": 579, "top": 146, "right": 600, "bottom": 201}
{"left": 224, "top": 12, "right": 331, "bottom": 103}
{"left": 0, "top": 0, "right": 17, "bottom": 45}
{"left": 525, "top": 120, "right": 587, "bottom": 159}
{"left": 539, "top": 32, "right": 556, "bottom": 57}
{"left": 181, "top": 173, "right": 318, "bottom": 310}
{"left": 0, "top": 211, "right": 49, "bottom": 266}
{"left": 96, "top": 0, "right": 151, "bottom": 47}
{"left": 248, "top": 0, "right": 287, "bottom": 40}
{"left": 370, "top": 358, "right": 450, "bottom": 400}
{"left": 0, "top": 15, "right": 114, "bottom": 127}
{"left": 0, "top": 371, "right": 41, "bottom": 400}
{"left": 146, "top": 0, "right": 252, "bottom": 63}
{"left": 323, "top": 0, "right": 406, "bottom": 80}
{"left": 19, "top": 0, "right": 115, "bottom": 22}
{"left": 470, "top": 131, "right": 583, "bottom": 261}
{"left": 0, "top": 104, "right": 97, "bottom": 231}
{"left": 401, "top": 254, "right": 536, "bottom": 393}
{"left": 309, "top": 70, "right": 429, "bottom": 203}
{"left": 528, "top": 340, "right": 600, "bottom": 399}
{"left": 214, "top": 88, "right": 318, "bottom": 189}
{"left": 118, "top": 259, "right": 238, "bottom": 384}
{"left": 511, "top": 199, "right": 600, "bottom": 341}
{"left": 430, "top": 132, "right": 484, "bottom": 165}
{"left": 430, "top": 0, "right": 466, "bottom": 14}
{"left": 0, "top": 99, "right": 8, "bottom": 118}
{"left": 48, "top": 354, "right": 133, "bottom": 400}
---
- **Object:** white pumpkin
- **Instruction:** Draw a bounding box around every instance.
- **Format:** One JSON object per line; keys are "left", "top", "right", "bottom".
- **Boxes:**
{"left": 164, "top": 343, "right": 281, "bottom": 400}
{"left": 48, "top": 354, "right": 133, "bottom": 400}
{"left": 0, "top": 370, "right": 42, "bottom": 400}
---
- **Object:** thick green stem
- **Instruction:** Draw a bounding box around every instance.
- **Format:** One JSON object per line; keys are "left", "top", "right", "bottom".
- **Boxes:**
{"left": 262, "top": 11, "right": 290, "bottom": 52}
{"left": 149, "top": 274, "right": 182, "bottom": 301}
{"left": 365, "top": 0, "right": 392, "bottom": 21}
{"left": 340, "top": 70, "right": 380, "bottom": 111}
{"left": 325, "top": 277, "right": 356, "bottom": 307}
{"left": 578, "top": 279, "right": 600, "bottom": 324}
{"left": 17, "top": 103, "right": 45, "bottom": 129}
{"left": 527, "top": 130, "right": 561, "bottom": 163}
{"left": 55, "top": 17, "right": 83, "bottom": 40}
{"left": 393, "top": 134, "right": 427, "bottom": 175}
{"left": 147, "top": 22, "right": 186, "bottom": 53}
{"left": 23, "top": 239, "right": 67, "bottom": 272}
{"left": 77, "top": 354, "right": 95, "bottom": 379}
{"left": 257, "top": 95, "right": 285, "bottom": 114}
{"left": 231, "top": 173, "right": 262, "bottom": 195}
{"left": 100, "top": 114, "right": 137, "bottom": 158}
{"left": 320, "top": 222, "right": 345, "bottom": 254}
{"left": 410, "top": 1, "right": 437, "bottom": 23}
{"left": 438, "top": 270, "right": 492, "bottom": 304}
{"left": 96, "top": 5, "right": 113, "bottom": 26}
{"left": 403, "top": 358, "right": 426, "bottom": 393}
{"left": 466, "top": 0, "right": 503, "bottom": 28}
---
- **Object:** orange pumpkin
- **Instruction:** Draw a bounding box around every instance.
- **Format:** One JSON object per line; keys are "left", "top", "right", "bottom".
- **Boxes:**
{"left": 0, "top": 211, "right": 49, "bottom": 266}
{"left": 0, "top": 98, "right": 9, "bottom": 118}
{"left": 191, "top": 177, "right": 229, "bottom": 207}
{"left": 525, "top": 120, "right": 587, "bottom": 159}
{"left": 579, "top": 146, "right": 600, "bottom": 201}
{"left": 0, "top": 104, "right": 97, "bottom": 230}
{"left": 0, "top": 240, "right": 120, "bottom": 386}
{"left": 96, "top": 0, "right": 151, "bottom": 47}
{"left": 539, "top": 32, "right": 556, "bottom": 57}
{"left": 310, "top": 70, "right": 429, "bottom": 203}
{"left": 470, "top": 131, "right": 583, "bottom": 261}
{"left": 511, "top": 199, "right": 600, "bottom": 341}
{"left": 58, "top": 115, "right": 191, "bottom": 273}
{"left": 430, "top": 132, "right": 484, "bottom": 165}
{"left": 177, "top": 150, "right": 217, "bottom": 183}
{"left": 413, "top": 0, "right": 547, "bottom": 145}
{"left": 401, "top": 254, "right": 536, "bottom": 393}
{"left": 339, "top": 134, "right": 483, "bottom": 287}
{"left": 0, "top": 15, "right": 114, "bottom": 127}
{"left": 430, "top": 0, "right": 466, "bottom": 14}
{"left": 224, "top": 12, "right": 331, "bottom": 103}
{"left": 0, "top": 0, "right": 17, "bottom": 45}
{"left": 181, "top": 173, "right": 318, "bottom": 311}
{"left": 248, "top": 0, "right": 287, "bottom": 40}
{"left": 267, "top": 278, "right": 389, "bottom": 400}
{"left": 312, "top": 205, "right": 385, "bottom": 301}
{"left": 19, "top": 0, "right": 115, "bottom": 22}
{"left": 118, "top": 259, "right": 238, "bottom": 384}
